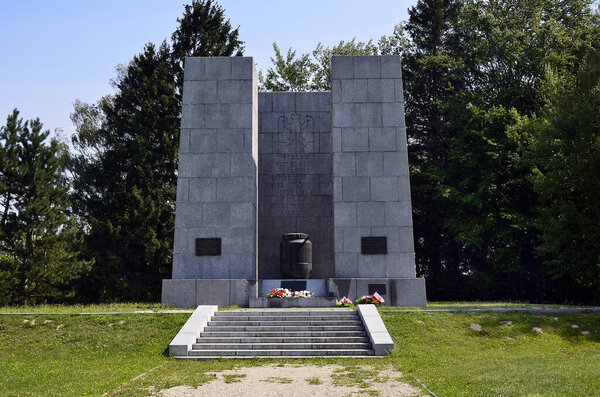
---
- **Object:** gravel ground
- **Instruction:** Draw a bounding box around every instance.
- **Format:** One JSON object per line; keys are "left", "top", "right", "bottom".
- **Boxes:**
{"left": 158, "top": 364, "right": 423, "bottom": 397}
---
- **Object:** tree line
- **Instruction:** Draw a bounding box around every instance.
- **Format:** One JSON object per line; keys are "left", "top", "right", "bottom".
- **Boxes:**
{"left": 1, "top": 0, "right": 599, "bottom": 305}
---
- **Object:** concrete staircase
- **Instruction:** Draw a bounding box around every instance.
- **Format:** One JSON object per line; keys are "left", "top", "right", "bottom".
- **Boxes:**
{"left": 176, "top": 309, "right": 374, "bottom": 359}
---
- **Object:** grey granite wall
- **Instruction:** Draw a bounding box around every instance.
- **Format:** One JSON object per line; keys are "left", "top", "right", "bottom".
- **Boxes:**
{"left": 331, "top": 56, "right": 416, "bottom": 278}
{"left": 172, "top": 56, "right": 258, "bottom": 280}
{"left": 258, "top": 92, "right": 334, "bottom": 279}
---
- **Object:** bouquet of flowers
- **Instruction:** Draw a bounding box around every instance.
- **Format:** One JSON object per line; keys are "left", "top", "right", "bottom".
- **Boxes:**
{"left": 336, "top": 296, "right": 353, "bottom": 307}
{"left": 291, "top": 290, "right": 314, "bottom": 298}
{"left": 266, "top": 288, "right": 291, "bottom": 298}
{"left": 355, "top": 292, "right": 385, "bottom": 305}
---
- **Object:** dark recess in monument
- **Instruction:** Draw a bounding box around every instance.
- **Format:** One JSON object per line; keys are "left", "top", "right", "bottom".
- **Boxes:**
{"left": 195, "top": 238, "right": 222, "bottom": 256}
{"left": 281, "top": 280, "right": 307, "bottom": 291}
{"left": 280, "top": 233, "right": 312, "bottom": 279}
{"left": 368, "top": 284, "right": 387, "bottom": 295}
{"left": 361, "top": 237, "right": 388, "bottom": 255}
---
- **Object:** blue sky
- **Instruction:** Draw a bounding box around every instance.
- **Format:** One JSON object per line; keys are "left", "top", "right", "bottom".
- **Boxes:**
{"left": 0, "top": 0, "right": 413, "bottom": 140}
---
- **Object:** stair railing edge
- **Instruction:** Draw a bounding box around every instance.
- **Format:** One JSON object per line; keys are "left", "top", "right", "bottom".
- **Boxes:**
{"left": 356, "top": 304, "right": 394, "bottom": 356}
{"left": 168, "top": 305, "right": 219, "bottom": 356}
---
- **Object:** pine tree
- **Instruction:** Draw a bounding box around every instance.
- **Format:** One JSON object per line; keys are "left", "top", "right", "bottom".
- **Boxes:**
{"left": 0, "top": 110, "right": 89, "bottom": 304}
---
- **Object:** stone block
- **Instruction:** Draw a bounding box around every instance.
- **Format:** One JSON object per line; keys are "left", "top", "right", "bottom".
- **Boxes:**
{"left": 369, "top": 127, "right": 397, "bottom": 152}
{"left": 231, "top": 153, "right": 257, "bottom": 177}
{"left": 331, "top": 56, "right": 354, "bottom": 79}
{"left": 319, "top": 174, "right": 332, "bottom": 195}
{"left": 398, "top": 176, "right": 411, "bottom": 198}
{"left": 390, "top": 278, "right": 427, "bottom": 307}
{"left": 172, "top": 254, "right": 202, "bottom": 279}
{"left": 341, "top": 79, "right": 368, "bottom": 102}
{"left": 397, "top": 126, "right": 408, "bottom": 150}
{"left": 222, "top": 227, "right": 244, "bottom": 254}
{"left": 312, "top": 154, "right": 331, "bottom": 175}
{"left": 188, "top": 80, "right": 217, "bottom": 104}
{"left": 258, "top": 175, "right": 272, "bottom": 195}
{"left": 216, "top": 177, "right": 245, "bottom": 202}
{"left": 230, "top": 279, "right": 257, "bottom": 306}
{"left": 358, "top": 254, "right": 386, "bottom": 277}
{"left": 318, "top": 92, "right": 331, "bottom": 110}
{"left": 175, "top": 202, "right": 203, "bottom": 228}
{"left": 316, "top": 111, "right": 331, "bottom": 133}
{"left": 231, "top": 57, "right": 254, "bottom": 80}
{"left": 259, "top": 112, "right": 276, "bottom": 133}
{"left": 258, "top": 133, "right": 272, "bottom": 154}
{"left": 332, "top": 103, "right": 354, "bottom": 128}
{"left": 179, "top": 129, "right": 190, "bottom": 153}
{"left": 343, "top": 227, "right": 371, "bottom": 253}
{"left": 204, "top": 104, "right": 230, "bottom": 128}
{"left": 332, "top": 128, "right": 341, "bottom": 151}
{"left": 335, "top": 252, "right": 358, "bottom": 277}
{"left": 356, "top": 152, "right": 383, "bottom": 176}
{"left": 370, "top": 226, "right": 399, "bottom": 253}
{"left": 384, "top": 201, "right": 413, "bottom": 227}
{"left": 380, "top": 56, "right": 402, "bottom": 78}
{"left": 356, "top": 278, "right": 389, "bottom": 300}
{"left": 229, "top": 104, "right": 253, "bottom": 128}
{"left": 187, "top": 228, "right": 218, "bottom": 251}
{"left": 201, "top": 255, "right": 229, "bottom": 278}
{"left": 229, "top": 254, "right": 255, "bottom": 279}
{"left": 342, "top": 176, "right": 370, "bottom": 201}
{"left": 296, "top": 92, "right": 321, "bottom": 111}
{"left": 357, "top": 202, "right": 385, "bottom": 226}
{"left": 183, "top": 57, "right": 205, "bottom": 81}
{"left": 230, "top": 202, "right": 255, "bottom": 228}
{"left": 162, "top": 279, "right": 197, "bottom": 308}
{"left": 334, "top": 176, "right": 342, "bottom": 198}
{"left": 217, "top": 80, "right": 252, "bottom": 104}
{"left": 190, "top": 129, "right": 217, "bottom": 153}
{"left": 319, "top": 132, "right": 332, "bottom": 153}
{"left": 173, "top": 228, "right": 188, "bottom": 254}
{"left": 341, "top": 128, "right": 369, "bottom": 152}
{"left": 334, "top": 202, "right": 356, "bottom": 227}
{"left": 196, "top": 279, "right": 232, "bottom": 306}
{"left": 333, "top": 153, "right": 356, "bottom": 176}
{"left": 386, "top": 253, "right": 416, "bottom": 277}
{"left": 371, "top": 176, "right": 399, "bottom": 201}
{"left": 354, "top": 103, "right": 382, "bottom": 128}
{"left": 202, "top": 202, "right": 230, "bottom": 227}
{"left": 327, "top": 278, "right": 357, "bottom": 299}
{"left": 176, "top": 178, "right": 189, "bottom": 202}
{"left": 189, "top": 177, "right": 216, "bottom": 202}
{"left": 383, "top": 151, "right": 409, "bottom": 176}
{"left": 398, "top": 227, "right": 415, "bottom": 252}
{"left": 204, "top": 57, "right": 232, "bottom": 80}
{"left": 357, "top": 304, "right": 394, "bottom": 355}
{"left": 334, "top": 227, "right": 344, "bottom": 251}
{"left": 331, "top": 80, "right": 342, "bottom": 103}
{"left": 272, "top": 92, "right": 295, "bottom": 112}
{"left": 217, "top": 129, "right": 245, "bottom": 152}
{"left": 367, "top": 79, "right": 395, "bottom": 102}
{"left": 181, "top": 104, "right": 204, "bottom": 129}
{"left": 382, "top": 102, "right": 405, "bottom": 127}
{"left": 395, "top": 79, "right": 404, "bottom": 102}
{"left": 353, "top": 56, "right": 380, "bottom": 78}
{"left": 259, "top": 92, "right": 273, "bottom": 112}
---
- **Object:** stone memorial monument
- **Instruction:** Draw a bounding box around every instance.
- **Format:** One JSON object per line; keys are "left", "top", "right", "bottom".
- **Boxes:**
{"left": 162, "top": 55, "right": 427, "bottom": 307}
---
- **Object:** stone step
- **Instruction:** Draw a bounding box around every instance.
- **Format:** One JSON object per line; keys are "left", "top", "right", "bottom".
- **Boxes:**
{"left": 213, "top": 311, "right": 354, "bottom": 317}
{"left": 195, "top": 336, "right": 370, "bottom": 343}
{"left": 192, "top": 342, "right": 371, "bottom": 350}
{"left": 210, "top": 315, "right": 358, "bottom": 322}
{"left": 175, "top": 355, "right": 377, "bottom": 361}
{"left": 199, "top": 331, "right": 367, "bottom": 337}
{"left": 187, "top": 349, "right": 374, "bottom": 357}
{"left": 203, "top": 325, "right": 364, "bottom": 332}
{"left": 208, "top": 320, "right": 362, "bottom": 327}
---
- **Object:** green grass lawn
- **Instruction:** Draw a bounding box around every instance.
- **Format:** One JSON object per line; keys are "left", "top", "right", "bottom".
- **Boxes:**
{"left": 0, "top": 304, "right": 598, "bottom": 396}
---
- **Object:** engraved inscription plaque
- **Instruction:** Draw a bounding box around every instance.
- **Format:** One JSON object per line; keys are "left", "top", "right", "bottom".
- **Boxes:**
{"left": 195, "top": 238, "right": 222, "bottom": 256}
{"left": 281, "top": 280, "right": 307, "bottom": 291}
{"left": 368, "top": 284, "right": 387, "bottom": 295}
{"left": 361, "top": 237, "right": 388, "bottom": 255}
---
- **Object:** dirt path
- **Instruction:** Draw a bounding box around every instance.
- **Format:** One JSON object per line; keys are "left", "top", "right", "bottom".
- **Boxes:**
{"left": 158, "top": 364, "right": 423, "bottom": 397}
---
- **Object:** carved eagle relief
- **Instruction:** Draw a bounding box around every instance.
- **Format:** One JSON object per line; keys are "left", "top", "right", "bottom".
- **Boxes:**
{"left": 277, "top": 112, "right": 315, "bottom": 152}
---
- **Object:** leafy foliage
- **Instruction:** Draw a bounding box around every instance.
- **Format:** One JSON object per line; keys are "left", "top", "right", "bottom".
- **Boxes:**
{"left": 0, "top": 110, "right": 89, "bottom": 304}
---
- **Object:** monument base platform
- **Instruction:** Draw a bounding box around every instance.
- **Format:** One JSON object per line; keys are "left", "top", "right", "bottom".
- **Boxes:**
{"left": 162, "top": 277, "right": 426, "bottom": 308}
{"left": 249, "top": 297, "right": 337, "bottom": 308}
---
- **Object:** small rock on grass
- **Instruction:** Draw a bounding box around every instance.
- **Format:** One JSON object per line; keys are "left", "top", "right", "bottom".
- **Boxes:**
{"left": 571, "top": 324, "right": 579, "bottom": 329}
{"left": 532, "top": 327, "right": 543, "bottom": 333}
{"left": 470, "top": 323, "right": 482, "bottom": 331}
{"left": 581, "top": 331, "right": 590, "bottom": 335}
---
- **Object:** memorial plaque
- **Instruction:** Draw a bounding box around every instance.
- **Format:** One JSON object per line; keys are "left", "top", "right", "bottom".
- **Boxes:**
{"left": 368, "top": 284, "right": 387, "bottom": 295}
{"left": 195, "top": 238, "right": 222, "bottom": 256}
{"left": 361, "top": 237, "right": 387, "bottom": 255}
{"left": 281, "top": 280, "right": 307, "bottom": 291}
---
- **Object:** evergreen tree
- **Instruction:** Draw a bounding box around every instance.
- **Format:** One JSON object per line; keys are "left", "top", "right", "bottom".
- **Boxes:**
{"left": 0, "top": 110, "right": 89, "bottom": 304}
